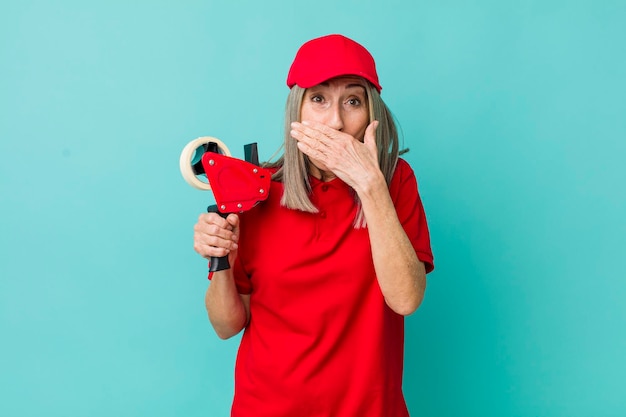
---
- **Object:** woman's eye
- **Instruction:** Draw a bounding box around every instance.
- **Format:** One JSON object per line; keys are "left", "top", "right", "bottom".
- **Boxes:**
{"left": 311, "top": 95, "right": 323, "bottom": 103}
{"left": 347, "top": 98, "right": 362, "bottom": 106}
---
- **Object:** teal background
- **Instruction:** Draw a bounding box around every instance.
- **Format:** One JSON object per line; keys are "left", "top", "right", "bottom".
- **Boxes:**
{"left": 1, "top": 0, "right": 625, "bottom": 416}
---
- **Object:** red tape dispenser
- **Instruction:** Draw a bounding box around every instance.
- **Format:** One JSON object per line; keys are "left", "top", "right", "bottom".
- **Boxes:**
{"left": 180, "top": 137, "right": 271, "bottom": 271}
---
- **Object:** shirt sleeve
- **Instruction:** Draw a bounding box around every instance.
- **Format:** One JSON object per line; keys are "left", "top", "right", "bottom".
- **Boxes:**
{"left": 389, "top": 158, "right": 435, "bottom": 273}
{"left": 232, "top": 253, "right": 253, "bottom": 294}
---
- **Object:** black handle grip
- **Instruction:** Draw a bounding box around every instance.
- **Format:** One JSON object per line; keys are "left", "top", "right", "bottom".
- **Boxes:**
{"left": 207, "top": 204, "right": 231, "bottom": 272}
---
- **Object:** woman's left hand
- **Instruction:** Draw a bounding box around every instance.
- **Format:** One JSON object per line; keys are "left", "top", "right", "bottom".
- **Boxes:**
{"left": 290, "top": 120, "right": 381, "bottom": 191}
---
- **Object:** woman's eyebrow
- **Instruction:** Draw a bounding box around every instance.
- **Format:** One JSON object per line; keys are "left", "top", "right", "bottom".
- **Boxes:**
{"left": 345, "top": 83, "right": 367, "bottom": 91}
{"left": 306, "top": 83, "right": 366, "bottom": 94}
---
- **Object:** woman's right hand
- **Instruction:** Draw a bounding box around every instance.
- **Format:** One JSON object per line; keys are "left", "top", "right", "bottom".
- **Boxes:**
{"left": 197, "top": 212, "right": 249, "bottom": 339}
{"left": 193, "top": 212, "right": 240, "bottom": 265}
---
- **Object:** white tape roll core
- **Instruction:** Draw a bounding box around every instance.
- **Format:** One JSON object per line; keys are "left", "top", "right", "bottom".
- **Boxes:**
{"left": 179, "top": 136, "right": 232, "bottom": 190}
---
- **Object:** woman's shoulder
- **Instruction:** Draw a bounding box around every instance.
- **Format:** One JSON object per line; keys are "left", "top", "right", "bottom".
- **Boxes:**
{"left": 392, "top": 157, "right": 417, "bottom": 183}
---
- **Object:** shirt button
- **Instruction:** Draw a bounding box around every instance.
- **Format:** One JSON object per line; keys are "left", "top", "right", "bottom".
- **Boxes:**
{"left": 320, "top": 211, "right": 327, "bottom": 218}
{"left": 321, "top": 185, "right": 329, "bottom": 192}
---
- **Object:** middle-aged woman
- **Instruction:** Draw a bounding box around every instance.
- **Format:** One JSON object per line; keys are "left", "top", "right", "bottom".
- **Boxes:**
{"left": 193, "top": 34, "right": 435, "bottom": 417}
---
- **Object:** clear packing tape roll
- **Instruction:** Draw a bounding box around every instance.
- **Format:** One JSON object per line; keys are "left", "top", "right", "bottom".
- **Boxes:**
{"left": 179, "top": 136, "right": 231, "bottom": 190}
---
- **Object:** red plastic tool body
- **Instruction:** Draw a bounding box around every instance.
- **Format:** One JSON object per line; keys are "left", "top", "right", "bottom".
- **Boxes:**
{"left": 201, "top": 151, "right": 272, "bottom": 213}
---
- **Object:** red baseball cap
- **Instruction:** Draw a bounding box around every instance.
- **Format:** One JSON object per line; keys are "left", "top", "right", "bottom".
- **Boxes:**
{"left": 286, "top": 34, "right": 382, "bottom": 93}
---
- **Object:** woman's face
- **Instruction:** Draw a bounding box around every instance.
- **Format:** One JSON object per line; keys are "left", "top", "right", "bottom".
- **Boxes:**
{"left": 299, "top": 77, "right": 370, "bottom": 175}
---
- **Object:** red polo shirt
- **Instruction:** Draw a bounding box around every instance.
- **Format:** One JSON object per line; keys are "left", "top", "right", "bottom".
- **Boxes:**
{"left": 228, "top": 158, "right": 433, "bottom": 416}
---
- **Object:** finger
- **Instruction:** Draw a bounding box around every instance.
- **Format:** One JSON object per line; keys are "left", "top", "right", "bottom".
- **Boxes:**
{"left": 291, "top": 121, "right": 355, "bottom": 164}
{"left": 226, "top": 213, "right": 239, "bottom": 227}
{"left": 197, "top": 228, "right": 238, "bottom": 247}
{"left": 291, "top": 121, "right": 340, "bottom": 146}
{"left": 292, "top": 120, "right": 344, "bottom": 146}
{"left": 194, "top": 240, "right": 232, "bottom": 258}
{"left": 294, "top": 137, "right": 323, "bottom": 162}
{"left": 364, "top": 120, "right": 379, "bottom": 151}
{"left": 290, "top": 125, "right": 325, "bottom": 153}
{"left": 198, "top": 212, "right": 231, "bottom": 230}
{"left": 194, "top": 230, "right": 238, "bottom": 257}
{"left": 290, "top": 129, "right": 328, "bottom": 164}
{"left": 226, "top": 214, "right": 240, "bottom": 242}
{"left": 195, "top": 216, "right": 237, "bottom": 244}
{"left": 300, "top": 120, "right": 342, "bottom": 140}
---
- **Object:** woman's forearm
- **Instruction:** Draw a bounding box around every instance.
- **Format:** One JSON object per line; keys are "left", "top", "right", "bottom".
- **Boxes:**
{"left": 205, "top": 270, "right": 249, "bottom": 339}
{"left": 357, "top": 173, "right": 426, "bottom": 316}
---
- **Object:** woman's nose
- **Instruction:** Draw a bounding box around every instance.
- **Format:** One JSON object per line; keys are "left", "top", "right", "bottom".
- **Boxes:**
{"left": 324, "top": 103, "right": 344, "bottom": 131}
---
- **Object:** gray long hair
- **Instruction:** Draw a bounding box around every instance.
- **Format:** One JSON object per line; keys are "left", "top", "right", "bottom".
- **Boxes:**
{"left": 265, "top": 82, "right": 400, "bottom": 227}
